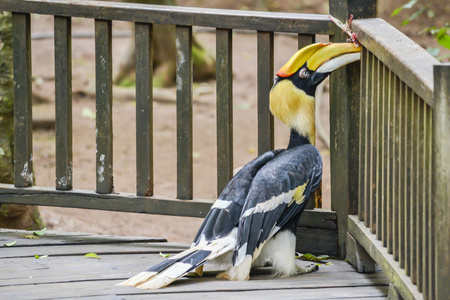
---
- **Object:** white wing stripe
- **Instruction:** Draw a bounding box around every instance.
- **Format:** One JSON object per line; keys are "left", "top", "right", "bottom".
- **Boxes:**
{"left": 240, "top": 190, "right": 295, "bottom": 219}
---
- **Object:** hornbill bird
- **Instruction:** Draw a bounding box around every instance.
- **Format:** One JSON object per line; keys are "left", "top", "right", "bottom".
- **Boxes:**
{"left": 118, "top": 42, "right": 361, "bottom": 289}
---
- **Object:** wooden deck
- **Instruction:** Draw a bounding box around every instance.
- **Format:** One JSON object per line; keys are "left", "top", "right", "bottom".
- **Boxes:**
{"left": 0, "top": 229, "right": 389, "bottom": 299}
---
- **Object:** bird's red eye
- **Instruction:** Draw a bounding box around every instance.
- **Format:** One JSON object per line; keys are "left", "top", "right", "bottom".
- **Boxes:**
{"left": 299, "top": 68, "right": 309, "bottom": 79}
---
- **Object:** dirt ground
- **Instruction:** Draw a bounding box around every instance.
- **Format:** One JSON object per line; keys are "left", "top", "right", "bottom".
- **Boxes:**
{"left": 27, "top": 0, "right": 448, "bottom": 244}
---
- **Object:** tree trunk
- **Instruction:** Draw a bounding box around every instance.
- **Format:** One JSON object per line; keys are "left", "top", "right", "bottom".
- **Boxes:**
{"left": 0, "top": 11, "right": 45, "bottom": 230}
{"left": 114, "top": 0, "right": 215, "bottom": 87}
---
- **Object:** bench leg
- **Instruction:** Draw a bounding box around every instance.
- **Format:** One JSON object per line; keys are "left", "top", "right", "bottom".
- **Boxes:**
{"left": 346, "top": 232, "right": 376, "bottom": 273}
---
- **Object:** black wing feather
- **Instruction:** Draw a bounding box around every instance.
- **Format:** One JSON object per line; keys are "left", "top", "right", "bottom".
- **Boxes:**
{"left": 233, "top": 144, "right": 322, "bottom": 261}
{"left": 193, "top": 149, "right": 284, "bottom": 245}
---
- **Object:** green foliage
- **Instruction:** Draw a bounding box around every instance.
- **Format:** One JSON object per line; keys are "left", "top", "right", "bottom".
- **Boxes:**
{"left": 391, "top": 0, "right": 450, "bottom": 59}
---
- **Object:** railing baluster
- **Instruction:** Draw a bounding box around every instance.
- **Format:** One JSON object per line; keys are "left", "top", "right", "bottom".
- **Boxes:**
{"left": 392, "top": 74, "right": 400, "bottom": 261}
{"left": 358, "top": 47, "right": 368, "bottom": 221}
{"left": 256, "top": 31, "right": 274, "bottom": 155}
{"left": 399, "top": 80, "right": 406, "bottom": 269}
{"left": 297, "top": 34, "right": 315, "bottom": 49}
{"left": 95, "top": 19, "right": 113, "bottom": 194}
{"left": 364, "top": 51, "right": 374, "bottom": 228}
{"left": 54, "top": 16, "right": 73, "bottom": 190}
{"left": 176, "top": 25, "right": 193, "bottom": 200}
{"left": 135, "top": 22, "right": 153, "bottom": 196}
{"left": 386, "top": 69, "right": 393, "bottom": 254}
{"left": 432, "top": 64, "right": 449, "bottom": 300}
{"left": 216, "top": 28, "right": 233, "bottom": 196}
{"left": 410, "top": 91, "right": 417, "bottom": 284}
{"left": 381, "top": 64, "right": 389, "bottom": 247}
{"left": 416, "top": 95, "right": 424, "bottom": 292}
{"left": 404, "top": 85, "right": 412, "bottom": 276}
{"left": 369, "top": 55, "right": 378, "bottom": 234}
{"left": 376, "top": 59, "right": 383, "bottom": 241}
{"left": 12, "top": 12, "right": 33, "bottom": 188}
{"left": 427, "top": 105, "right": 434, "bottom": 300}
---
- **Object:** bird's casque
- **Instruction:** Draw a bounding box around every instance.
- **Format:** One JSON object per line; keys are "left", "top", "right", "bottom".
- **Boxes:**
{"left": 117, "top": 42, "right": 361, "bottom": 290}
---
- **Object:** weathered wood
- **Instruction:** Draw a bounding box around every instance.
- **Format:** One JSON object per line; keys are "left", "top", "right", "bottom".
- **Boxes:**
{"left": 0, "top": 183, "right": 330, "bottom": 223}
{"left": 135, "top": 22, "right": 153, "bottom": 196}
{"left": 216, "top": 28, "right": 233, "bottom": 196}
{"left": 95, "top": 19, "right": 114, "bottom": 194}
{"left": 346, "top": 232, "right": 376, "bottom": 273}
{"left": 353, "top": 18, "right": 438, "bottom": 103}
{"left": 424, "top": 103, "right": 433, "bottom": 300}
{"left": 348, "top": 215, "right": 422, "bottom": 300}
{"left": 0, "top": 0, "right": 334, "bottom": 34}
{"left": 176, "top": 25, "right": 193, "bottom": 200}
{"left": 296, "top": 227, "right": 338, "bottom": 257}
{"left": 432, "top": 63, "right": 450, "bottom": 300}
{"left": 358, "top": 47, "right": 368, "bottom": 221}
{"left": 388, "top": 283, "right": 404, "bottom": 300}
{"left": 329, "top": 0, "right": 377, "bottom": 258}
{"left": 256, "top": 31, "right": 274, "bottom": 155}
{"left": 392, "top": 75, "right": 400, "bottom": 262}
{"left": 0, "top": 229, "right": 389, "bottom": 299}
{"left": 12, "top": 12, "right": 33, "bottom": 187}
{"left": 54, "top": 16, "right": 73, "bottom": 190}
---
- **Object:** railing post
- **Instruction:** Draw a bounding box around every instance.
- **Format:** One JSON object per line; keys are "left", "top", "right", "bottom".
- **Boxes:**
{"left": 432, "top": 63, "right": 450, "bottom": 300}
{"left": 328, "top": 0, "right": 376, "bottom": 258}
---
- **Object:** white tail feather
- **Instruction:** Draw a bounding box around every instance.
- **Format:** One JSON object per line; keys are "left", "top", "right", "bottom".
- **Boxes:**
{"left": 116, "top": 271, "right": 157, "bottom": 287}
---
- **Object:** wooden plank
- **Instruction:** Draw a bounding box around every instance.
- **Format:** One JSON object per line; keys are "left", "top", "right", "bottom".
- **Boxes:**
{"left": 256, "top": 31, "right": 274, "bottom": 155}
{"left": 216, "top": 28, "right": 233, "bottom": 196}
{"left": 0, "top": 230, "right": 388, "bottom": 299}
{"left": 358, "top": 47, "right": 368, "bottom": 221}
{"left": 297, "top": 34, "right": 315, "bottom": 49}
{"left": 348, "top": 215, "right": 422, "bottom": 300}
{"left": 432, "top": 63, "right": 450, "bottom": 300}
{"left": 296, "top": 227, "right": 337, "bottom": 257}
{"left": 12, "top": 12, "right": 33, "bottom": 187}
{"left": 135, "top": 22, "right": 153, "bottom": 196}
{"left": 329, "top": 0, "right": 376, "bottom": 261}
{"left": 0, "top": 242, "right": 187, "bottom": 259}
{"left": 398, "top": 80, "right": 406, "bottom": 269}
{"left": 415, "top": 96, "right": 424, "bottom": 292}
{"left": 375, "top": 57, "right": 382, "bottom": 239}
{"left": 353, "top": 18, "right": 438, "bottom": 103}
{"left": 380, "top": 64, "right": 389, "bottom": 248}
{"left": 95, "top": 19, "right": 114, "bottom": 194}
{"left": 409, "top": 92, "right": 418, "bottom": 285}
{"left": 54, "top": 16, "right": 73, "bottom": 190}
{"left": 0, "top": 184, "right": 332, "bottom": 223}
{"left": 424, "top": 103, "right": 433, "bottom": 300}
{"left": 0, "top": 0, "right": 334, "bottom": 34}
{"left": 346, "top": 232, "right": 376, "bottom": 273}
{"left": 386, "top": 69, "right": 394, "bottom": 255}
{"left": 0, "top": 229, "right": 166, "bottom": 247}
{"left": 176, "top": 25, "right": 193, "bottom": 200}
{"left": 369, "top": 54, "right": 378, "bottom": 234}
{"left": 404, "top": 86, "right": 412, "bottom": 277}
{"left": 392, "top": 75, "right": 400, "bottom": 262}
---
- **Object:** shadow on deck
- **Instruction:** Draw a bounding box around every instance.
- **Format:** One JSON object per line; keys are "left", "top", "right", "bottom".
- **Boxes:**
{"left": 0, "top": 229, "right": 389, "bottom": 299}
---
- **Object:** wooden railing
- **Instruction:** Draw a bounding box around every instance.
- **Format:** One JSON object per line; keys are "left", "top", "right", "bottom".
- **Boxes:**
{"left": 0, "top": 0, "right": 338, "bottom": 257}
{"left": 346, "top": 18, "right": 449, "bottom": 300}
{"left": 0, "top": 1, "right": 448, "bottom": 299}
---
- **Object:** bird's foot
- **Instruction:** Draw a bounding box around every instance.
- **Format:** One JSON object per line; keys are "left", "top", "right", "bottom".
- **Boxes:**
{"left": 296, "top": 263, "right": 319, "bottom": 275}
{"left": 216, "top": 271, "right": 231, "bottom": 280}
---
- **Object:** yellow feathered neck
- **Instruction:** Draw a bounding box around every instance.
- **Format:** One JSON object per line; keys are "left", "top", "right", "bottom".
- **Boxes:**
{"left": 269, "top": 80, "right": 315, "bottom": 146}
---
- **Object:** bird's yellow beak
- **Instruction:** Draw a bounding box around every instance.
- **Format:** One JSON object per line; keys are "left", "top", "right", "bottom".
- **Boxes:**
{"left": 276, "top": 42, "right": 361, "bottom": 77}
